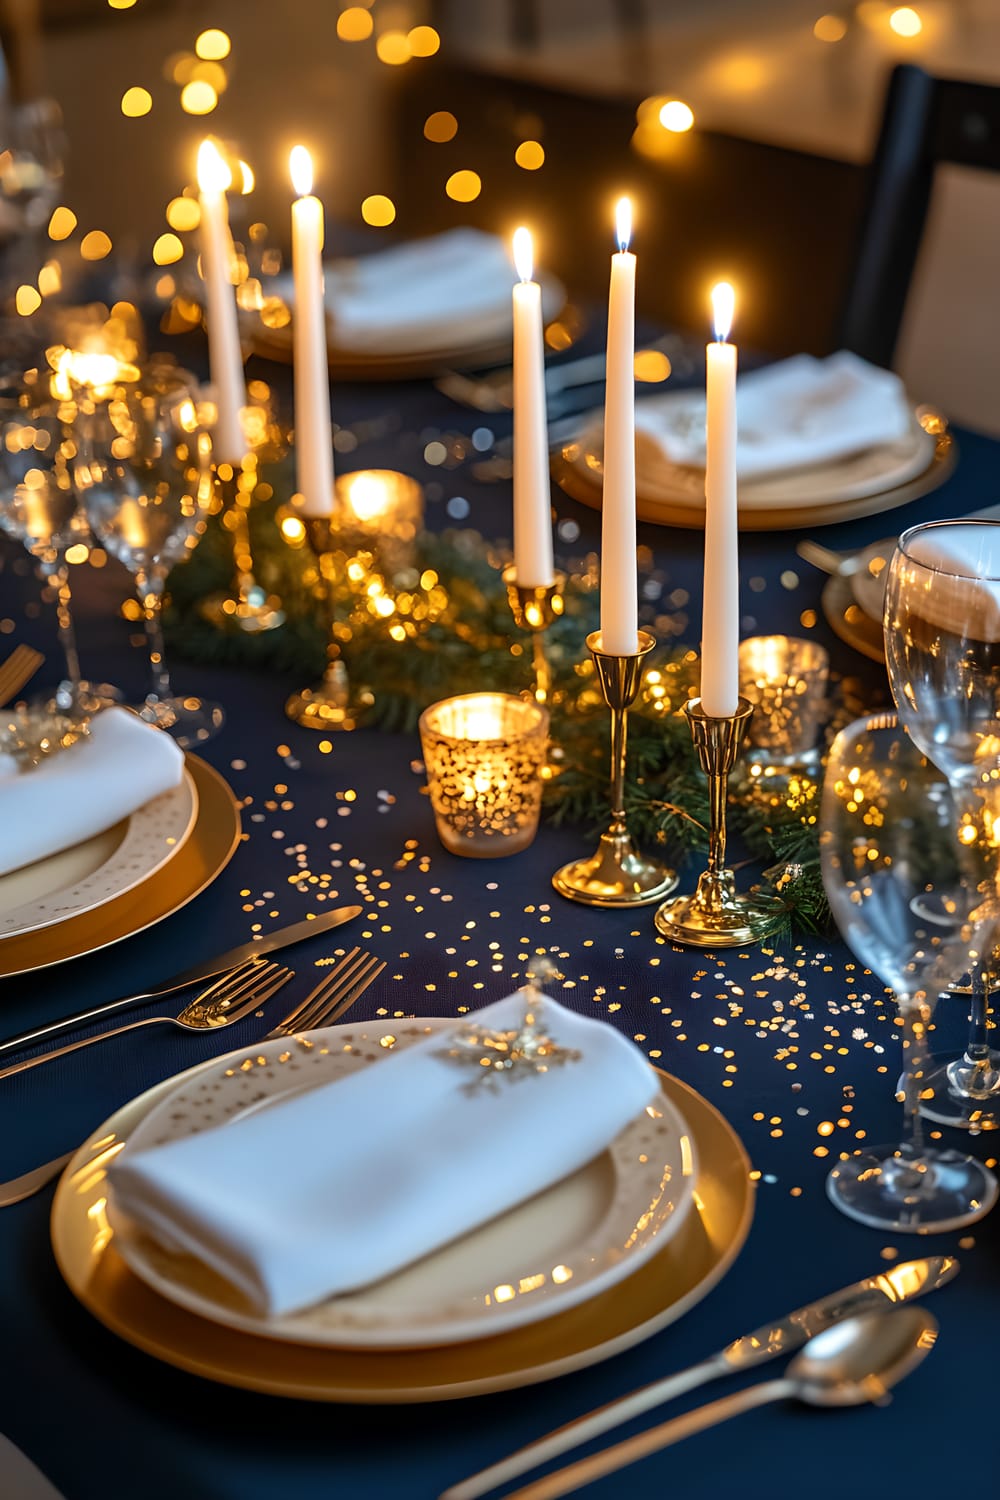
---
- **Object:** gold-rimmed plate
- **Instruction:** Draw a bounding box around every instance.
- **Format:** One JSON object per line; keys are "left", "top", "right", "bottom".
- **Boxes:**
{"left": 107, "top": 1019, "right": 698, "bottom": 1350}
{"left": 0, "top": 770, "right": 198, "bottom": 941}
{"left": 0, "top": 755, "right": 240, "bottom": 978}
{"left": 553, "top": 417, "right": 956, "bottom": 531}
{"left": 50, "top": 1051, "right": 752, "bottom": 1402}
{"left": 245, "top": 271, "right": 568, "bottom": 379}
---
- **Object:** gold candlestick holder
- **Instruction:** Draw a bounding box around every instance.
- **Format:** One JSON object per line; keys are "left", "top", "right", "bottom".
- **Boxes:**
{"left": 654, "top": 697, "right": 785, "bottom": 947}
{"left": 284, "top": 514, "right": 374, "bottom": 730}
{"left": 200, "top": 460, "right": 286, "bottom": 634}
{"left": 502, "top": 565, "right": 565, "bottom": 705}
{"left": 552, "top": 630, "right": 677, "bottom": 907}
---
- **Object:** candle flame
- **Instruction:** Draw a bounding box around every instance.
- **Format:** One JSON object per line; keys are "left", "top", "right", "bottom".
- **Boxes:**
{"left": 711, "top": 281, "right": 735, "bottom": 341}
{"left": 290, "top": 145, "right": 313, "bottom": 198}
{"left": 512, "top": 226, "right": 533, "bottom": 284}
{"left": 197, "top": 139, "right": 232, "bottom": 194}
{"left": 615, "top": 196, "right": 632, "bottom": 253}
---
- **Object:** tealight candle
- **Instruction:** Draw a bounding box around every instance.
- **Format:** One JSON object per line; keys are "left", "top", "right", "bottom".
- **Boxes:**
{"left": 701, "top": 281, "right": 740, "bottom": 717}
{"left": 419, "top": 692, "right": 549, "bottom": 857}
{"left": 197, "top": 139, "right": 248, "bottom": 464}
{"left": 290, "top": 145, "right": 335, "bottom": 518}
{"left": 600, "top": 197, "right": 639, "bottom": 656}
{"left": 335, "top": 469, "right": 424, "bottom": 541}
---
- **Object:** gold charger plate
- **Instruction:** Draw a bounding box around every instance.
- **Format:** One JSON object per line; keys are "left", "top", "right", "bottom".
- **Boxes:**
{"left": 0, "top": 769, "right": 199, "bottom": 941}
{"left": 0, "top": 755, "right": 240, "bottom": 978}
{"left": 552, "top": 427, "right": 956, "bottom": 532}
{"left": 820, "top": 549, "right": 892, "bottom": 663}
{"left": 50, "top": 1065, "right": 752, "bottom": 1402}
{"left": 246, "top": 274, "right": 568, "bottom": 381}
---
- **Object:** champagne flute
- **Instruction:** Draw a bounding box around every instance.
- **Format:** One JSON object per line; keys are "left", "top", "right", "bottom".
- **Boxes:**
{"left": 821, "top": 712, "right": 998, "bottom": 1231}
{"left": 0, "top": 384, "right": 120, "bottom": 719}
{"left": 74, "top": 370, "right": 224, "bottom": 748}
{"left": 885, "top": 519, "right": 1000, "bottom": 1128}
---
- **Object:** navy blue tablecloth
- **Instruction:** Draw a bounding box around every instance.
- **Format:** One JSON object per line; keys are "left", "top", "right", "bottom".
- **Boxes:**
{"left": 0, "top": 352, "right": 998, "bottom": 1500}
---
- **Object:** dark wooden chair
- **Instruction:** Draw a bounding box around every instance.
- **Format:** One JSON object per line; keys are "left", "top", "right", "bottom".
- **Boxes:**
{"left": 839, "top": 63, "right": 1000, "bottom": 369}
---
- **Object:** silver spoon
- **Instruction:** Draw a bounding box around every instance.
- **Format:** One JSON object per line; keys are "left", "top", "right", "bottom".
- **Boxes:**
{"left": 495, "top": 1306, "right": 938, "bottom": 1500}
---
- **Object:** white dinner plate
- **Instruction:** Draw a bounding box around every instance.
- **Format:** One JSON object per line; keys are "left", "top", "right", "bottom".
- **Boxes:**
{"left": 108, "top": 1017, "right": 697, "bottom": 1350}
{"left": 553, "top": 409, "right": 955, "bottom": 531}
{"left": 0, "top": 769, "right": 198, "bottom": 941}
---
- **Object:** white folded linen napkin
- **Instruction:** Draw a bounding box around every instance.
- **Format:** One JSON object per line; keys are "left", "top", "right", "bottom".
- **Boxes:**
{"left": 108, "top": 993, "right": 661, "bottom": 1318}
{"left": 273, "top": 228, "right": 518, "bottom": 353}
{"left": 0, "top": 707, "right": 185, "bottom": 877}
{"left": 633, "top": 351, "right": 914, "bottom": 478}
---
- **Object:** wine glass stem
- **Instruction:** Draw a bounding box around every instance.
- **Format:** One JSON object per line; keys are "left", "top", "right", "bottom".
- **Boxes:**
{"left": 973, "top": 970, "right": 997, "bottom": 1059}
{"left": 135, "top": 569, "right": 173, "bottom": 704}
{"left": 39, "top": 553, "right": 81, "bottom": 690}
{"left": 900, "top": 997, "right": 930, "bottom": 1160}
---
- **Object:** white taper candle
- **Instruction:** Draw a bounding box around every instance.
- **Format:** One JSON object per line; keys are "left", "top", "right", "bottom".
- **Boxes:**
{"left": 701, "top": 281, "right": 740, "bottom": 716}
{"left": 599, "top": 197, "right": 639, "bottom": 656}
{"left": 511, "top": 227, "right": 554, "bottom": 587}
{"left": 290, "top": 145, "right": 335, "bottom": 518}
{"left": 196, "top": 140, "right": 247, "bottom": 465}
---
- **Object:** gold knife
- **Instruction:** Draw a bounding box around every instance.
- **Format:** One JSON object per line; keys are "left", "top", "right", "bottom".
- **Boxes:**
{"left": 0, "top": 905, "right": 363, "bottom": 1060}
{"left": 441, "top": 1255, "right": 958, "bottom": 1500}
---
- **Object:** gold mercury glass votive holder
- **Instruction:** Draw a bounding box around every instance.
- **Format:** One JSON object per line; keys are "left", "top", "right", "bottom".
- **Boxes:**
{"left": 738, "top": 635, "right": 830, "bottom": 779}
{"left": 418, "top": 692, "right": 550, "bottom": 858}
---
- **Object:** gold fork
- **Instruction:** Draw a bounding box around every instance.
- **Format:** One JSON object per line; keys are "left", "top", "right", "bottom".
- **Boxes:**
{"left": 0, "top": 948, "right": 385, "bottom": 1205}
{"left": 0, "top": 645, "right": 44, "bottom": 707}
{"left": 0, "top": 957, "right": 293, "bottom": 1081}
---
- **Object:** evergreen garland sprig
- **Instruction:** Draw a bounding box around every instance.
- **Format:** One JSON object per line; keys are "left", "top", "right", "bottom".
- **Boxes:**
{"left": 163, "top": 491, "right": 835, "bottom": 934}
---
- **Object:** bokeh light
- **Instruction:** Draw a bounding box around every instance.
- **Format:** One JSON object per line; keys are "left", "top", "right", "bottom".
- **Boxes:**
{"left": 337, "top": 7, "right": 374, "bottom": 41}
{"left": 166, "top": 196, "right": 201, "bottom": 231}
{"left": 813, "top": 14, "right": 848, "bottom": 41}
{"left": 47, "top": 206, "right": 77, "bottom": 240}
{"left": 153, "top": 233, "right": 184, "bottom": 265}
{"left": 180, "top": 80, "right": 219, "bottom": 115}
{"left": 890, "top": 6, "right": 923, "bottom": 35}
{"left": 446, "top": 170, "right": 481, "bottom": 202}
{"left": 407, "top": 25, "right": 440, "bottom": 57}
{"left": 80, "top": 230, "right": 113, "bottom": 260}
{"left": 376, "top": 30, "right": 411, "bottom": 65}
{"left": 37, "top": 262, "right": 61, "bottom": 297}
{"left": 515, "top": 140, "right": 545, "bottom": 170}
{"left": 659, "top": 100, "right": 695, "bottom": 132}
{"left": 424, "top": 110, "right": 458, "bottom": 142}
{"left": 15, "top": 285, "right": 40, "bottom": 315}
{"left": 361, "top": 194, "right": 397, "bottom": 226}
{"left": 195, "top": 29, "right": 231, "bottom": 60}
{"left": 121, "top": 86, "right": 152, "bottom": 117}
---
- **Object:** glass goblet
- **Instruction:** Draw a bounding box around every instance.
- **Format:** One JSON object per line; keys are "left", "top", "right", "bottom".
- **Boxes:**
{"left": 0, "top": 387, "right": 120, "bottom": 718}
{"left": 885, "top": 519, "right": 1000, "bottom": 1128}
{"left": 75, "top": 373, "right": 224, "bottom": 748}
{"left": 821, "top": 712, "right": 999, "bottom": 1232}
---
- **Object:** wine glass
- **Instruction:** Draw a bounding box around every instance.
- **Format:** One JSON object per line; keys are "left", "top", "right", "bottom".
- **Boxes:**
{"left": 885, "top": 519, "right": 1000, "bottom": 1128}
{"left": 0, "top": 379, "right": 120, "bottom": 719}
{"left": 821, "top": 712, "right": 998, "bottom": 1231}
{"left": 74, "top": 369, "right": 224, "bottom": 747}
